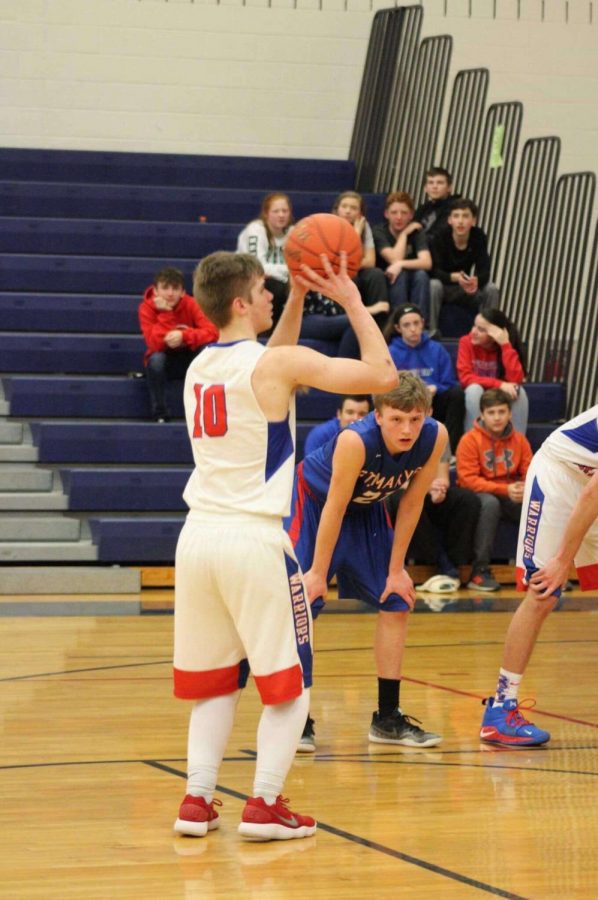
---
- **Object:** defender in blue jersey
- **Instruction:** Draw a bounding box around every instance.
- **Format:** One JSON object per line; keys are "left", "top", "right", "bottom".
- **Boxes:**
{"left": 288, "top": 372, "right": 448, "bottom": 748}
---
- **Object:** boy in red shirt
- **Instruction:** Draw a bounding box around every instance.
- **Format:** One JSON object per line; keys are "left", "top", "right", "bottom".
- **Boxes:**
{"left": 139, "top": 267, "right": 218, "bottom": 421}
{"left": 457, "top": 388, "right": 532, "bottom": 590}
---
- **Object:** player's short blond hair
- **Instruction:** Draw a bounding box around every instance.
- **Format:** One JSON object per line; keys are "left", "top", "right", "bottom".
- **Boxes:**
{"left": 193, "top": 252, "right": 264, "bottom": 328}
{"left": 373, "top": 371, "right": 431, "bottom": 413}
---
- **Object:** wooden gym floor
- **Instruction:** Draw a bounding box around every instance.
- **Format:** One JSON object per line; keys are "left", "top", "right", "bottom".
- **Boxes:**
{"left": 1, "top": 596, "right": 597, "bottom": 899}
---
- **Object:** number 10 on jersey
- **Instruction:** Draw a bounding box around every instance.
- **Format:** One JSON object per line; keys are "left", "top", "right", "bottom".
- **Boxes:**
{"left": 193, "top": 383, "right": 228, "bottom": 438}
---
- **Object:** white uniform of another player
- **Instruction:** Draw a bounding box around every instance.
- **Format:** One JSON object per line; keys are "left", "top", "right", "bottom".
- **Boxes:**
{"left": 174, "top": 339, "right": 312, "bottom": 703}
{"left": 517, "top": 405, "right": 598, "bottom": 594}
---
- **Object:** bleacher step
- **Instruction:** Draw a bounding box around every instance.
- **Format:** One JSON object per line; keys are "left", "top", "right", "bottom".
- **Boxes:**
{"left": 0, "top": 565, "right": 141, "bottom": 595}
{"left": 0, "top": 445, "right": 38, "bottom": 462}
{"left": 0, "top": 540, "right": 97, "bottom": 562}
{"left": 0, "top": 515, "right": 81, "bottom": 541}
{"left": 0, "top": 490, "right": 68, "bottom": 510}
{"left": 0, "top": 467, "right": 53, "bottom": 491}
{"left": 0, "top": 422, "right": 24, "bottom": 443}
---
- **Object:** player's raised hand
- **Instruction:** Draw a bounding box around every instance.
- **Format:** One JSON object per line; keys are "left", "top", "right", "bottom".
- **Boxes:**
{"left": 295, "top": 252, "right": 363, "bottom": 311}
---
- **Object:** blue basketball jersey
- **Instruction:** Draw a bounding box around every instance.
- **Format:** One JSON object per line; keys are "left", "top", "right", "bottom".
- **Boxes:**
{"left": 301, "top": 412, "right": 439, "bottom": 509}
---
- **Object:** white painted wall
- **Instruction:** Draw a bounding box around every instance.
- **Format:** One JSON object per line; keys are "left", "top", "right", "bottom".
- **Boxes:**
{"left": 0, "top": 0, "right": 596, "bottom": 178}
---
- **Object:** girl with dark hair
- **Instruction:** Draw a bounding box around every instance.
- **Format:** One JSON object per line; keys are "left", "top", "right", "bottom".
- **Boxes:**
{"left": 457, "top": 309, "right": 529, "bottom": 433}
{"left": 237, "top": 192, "right": 294, "bottom": 326}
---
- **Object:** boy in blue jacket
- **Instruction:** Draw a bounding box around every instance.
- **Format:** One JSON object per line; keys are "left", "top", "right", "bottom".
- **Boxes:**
{"left": 384, "top": 303, "right": 464, "bottom": 453}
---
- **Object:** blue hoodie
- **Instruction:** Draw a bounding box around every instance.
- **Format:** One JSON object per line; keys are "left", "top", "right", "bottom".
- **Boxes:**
{"left": 388, "top": 332, "right": 457, "bottom": 393}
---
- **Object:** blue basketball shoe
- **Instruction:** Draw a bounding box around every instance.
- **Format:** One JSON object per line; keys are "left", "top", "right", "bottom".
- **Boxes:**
{"left": 479, "top": 697, "right": 550, "bottom": 746}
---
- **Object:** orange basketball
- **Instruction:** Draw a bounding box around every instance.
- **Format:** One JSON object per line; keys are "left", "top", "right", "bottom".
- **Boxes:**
{"left": 284, "top": 213, "right": 362, "bottom": 280}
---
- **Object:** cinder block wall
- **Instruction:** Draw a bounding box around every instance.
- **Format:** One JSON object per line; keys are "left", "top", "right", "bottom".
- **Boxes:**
{"left": 1, "top": 0, "right": 596, "bottom": 176}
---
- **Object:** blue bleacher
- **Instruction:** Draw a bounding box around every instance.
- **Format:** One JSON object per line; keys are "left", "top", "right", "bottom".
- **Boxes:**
{"left": 0, "top": 148, "right": 356, "bottom": 191}
{"left": 62, "top": 468, "right": 189, "bottom": 511}
{"left": 0, "top": 294, "right": 139, "bottom": 333}
{"left": 0, "top": 182, "right": 385, "bottom": 224}
{"left": 0, "top": 334, "right": 144, "bottom": 374}
{"left": 0, "top": 219, "right": 239, "bottom": 259}
{"left": 89, "top": 517, "right": 185, "bottom": 562}
{"left": 0, "top": 255, "right": 199, "bottom": 294}
{"left": 4, "top": 374, "right": 564, "bottom": 426}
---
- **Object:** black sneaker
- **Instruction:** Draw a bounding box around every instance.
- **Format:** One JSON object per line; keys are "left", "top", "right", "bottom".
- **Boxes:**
{"left": 368, "top": 709, "right": 442, "bottom": 747}
{"left": 297, "top": 715, "right": 316, "bottom": 753}
{"left": 467, "top": 568, "right": 500, "bottom": 591}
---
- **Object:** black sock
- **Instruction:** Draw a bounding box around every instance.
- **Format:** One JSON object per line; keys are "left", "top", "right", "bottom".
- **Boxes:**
{"left": 378, "top": 678, "right": 400, "bottom": 718}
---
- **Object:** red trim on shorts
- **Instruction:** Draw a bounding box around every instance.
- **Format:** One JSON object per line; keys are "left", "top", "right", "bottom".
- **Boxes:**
{"left": 515, "top": 566, "right": 527, "bottom": 592}
{"left": 577, "top": 563, "right": 598, "bottom": 591}
{"left": 173, "top": 663, "right": 243, "bottom": 700}
{"left": 288, "top": 462, "right": 307, "bottom": 545}
{"left": 253, "top": 664, "right": 303, "bottom": 704}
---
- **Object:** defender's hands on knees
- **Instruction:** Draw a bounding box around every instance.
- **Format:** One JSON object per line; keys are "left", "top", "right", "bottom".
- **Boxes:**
{"left": 303, "top": 569, "right": 328, "bottom": 607}
{"left": 380, "top": 569, "right": 416, "bottom": 610}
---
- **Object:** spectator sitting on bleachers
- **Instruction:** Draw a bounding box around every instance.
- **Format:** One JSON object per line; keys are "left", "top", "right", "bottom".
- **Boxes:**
{"left": 415, "top": 166, "right": 460, "bottom": 239}
{"left": 138, "top": 266, "right": 218, "bottom": 422}
{"left": 372, "top": 191, "right": 432, "bottom": 320}
{"left": 386, "top": 441, "right": 480, "bottom": 583}
{"left": 384, "top": 303, "right": 464, "bottom": 454}
{"left": 236, "top": 192, "right": 293, "bottom": 327}
{"left": 456, "top": 388, "right": 533, "bottom": 592}
{"left": 429, "top": 199, "right": 499, "bottom": 337}
{"left": 303, "top": 394, "right": 372, "bottom": 457}
{"left": 333, "top": 191, "right": 390, "bottom": 320}
{"left": 457, "top": 308, "right": 529, "bottom": 435}
{"left": 300, "top": 191, "right": 389, "bottom": 357}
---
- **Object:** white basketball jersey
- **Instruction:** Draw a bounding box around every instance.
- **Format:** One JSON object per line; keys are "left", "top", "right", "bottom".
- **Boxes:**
{"left": 541, "top": 404, "right": 598, "bottom": 476}
{"left": 182, "top": 340, "right": 296, "bottom": 517}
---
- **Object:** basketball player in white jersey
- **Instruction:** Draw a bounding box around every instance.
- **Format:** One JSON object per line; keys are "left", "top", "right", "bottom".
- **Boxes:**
{"left": 173, "top": 251, "right": 398, "bottom": 840}
{"left": 480, "top": 404, "right": 598, "bottom": 746}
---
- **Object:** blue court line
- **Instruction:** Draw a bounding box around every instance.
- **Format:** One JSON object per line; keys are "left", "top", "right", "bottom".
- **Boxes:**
{"left": 148, "top": 760, "right": 526, "bottom": 899}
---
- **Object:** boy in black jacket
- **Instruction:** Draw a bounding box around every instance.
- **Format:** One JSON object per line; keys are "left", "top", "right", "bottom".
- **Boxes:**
{"left": 429, "top": 199, "right": 499, "bottom": 336}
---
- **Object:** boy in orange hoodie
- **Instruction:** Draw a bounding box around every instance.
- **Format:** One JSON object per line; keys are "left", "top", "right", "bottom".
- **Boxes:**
{"left": 456, "top": 388, "right": 533, "bottom": 590}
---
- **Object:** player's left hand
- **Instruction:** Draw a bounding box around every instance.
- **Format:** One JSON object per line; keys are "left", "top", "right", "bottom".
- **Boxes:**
{"left": 380, "top": 569, "right": 416, "bottom": 610}
{"left": 528, "top": 557, "right": 570, "bottom": 600}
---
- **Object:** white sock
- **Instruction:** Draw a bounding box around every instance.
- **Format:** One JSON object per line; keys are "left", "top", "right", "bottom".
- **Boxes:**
{"left": 495, "top": 668, "right": 522, "bottom": 705}
{"left": 253, "top": 690, "right": 310, "bottom": 805}
{"left": 186, "top": 691, "right": 240, "bottom": 801}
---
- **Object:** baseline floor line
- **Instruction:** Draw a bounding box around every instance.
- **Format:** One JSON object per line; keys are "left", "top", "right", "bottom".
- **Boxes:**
{"left": 148, "top": 760, "right": 526, "bottom": 899}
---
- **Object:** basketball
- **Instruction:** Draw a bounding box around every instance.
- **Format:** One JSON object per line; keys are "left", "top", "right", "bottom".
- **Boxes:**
{"left": 284, "top": 213, "right": 362, "bottom": 280}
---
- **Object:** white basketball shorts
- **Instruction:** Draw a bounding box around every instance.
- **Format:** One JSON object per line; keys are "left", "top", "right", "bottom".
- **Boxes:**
{"left": 516, "top": 450, "right": 598, "bottom": 593}
{"left": 173, "top": 512, "right": 313, "bottom": 704}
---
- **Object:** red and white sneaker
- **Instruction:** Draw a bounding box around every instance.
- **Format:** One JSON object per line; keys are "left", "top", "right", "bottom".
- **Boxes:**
{"left": 238, "top": 795, "right": 316, "bottom": 841}
{"left": 174, "top": 795, "right": 222, "bottom": 837}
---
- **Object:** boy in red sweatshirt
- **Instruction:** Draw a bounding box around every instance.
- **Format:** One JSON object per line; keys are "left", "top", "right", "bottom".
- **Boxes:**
{"left": 139, "top": 267, "right": 218, "bottom": 421}
{"left": 456, "top": 388, "right": 533, "bottom": 590}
